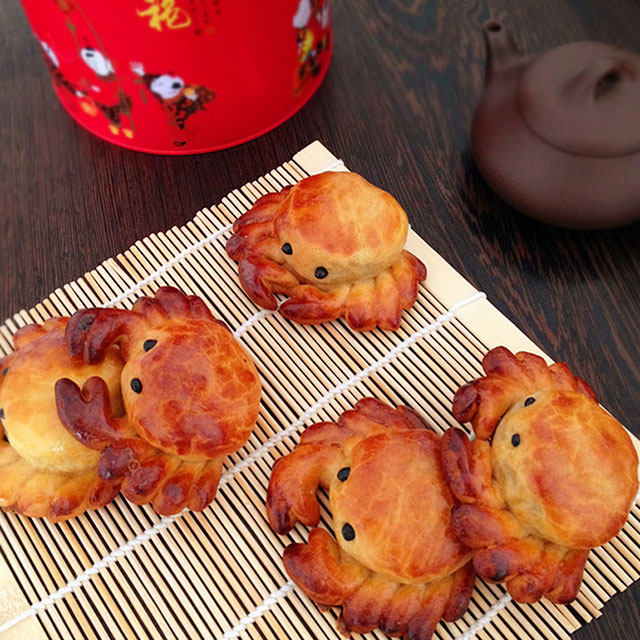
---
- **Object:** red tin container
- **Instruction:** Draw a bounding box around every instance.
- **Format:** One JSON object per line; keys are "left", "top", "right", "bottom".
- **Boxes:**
{"left": 20, "top": 0, "right": 332, "bottom": 154}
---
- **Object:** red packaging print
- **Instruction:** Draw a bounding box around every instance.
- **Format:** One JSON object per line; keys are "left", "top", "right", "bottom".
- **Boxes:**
{"left": 21, "top": 0, "right": 332, "bottom": 153}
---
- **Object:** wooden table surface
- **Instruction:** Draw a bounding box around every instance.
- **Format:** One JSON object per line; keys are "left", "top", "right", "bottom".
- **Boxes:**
{"left": 1, "top": 0, "right": 639, "bottom": 639}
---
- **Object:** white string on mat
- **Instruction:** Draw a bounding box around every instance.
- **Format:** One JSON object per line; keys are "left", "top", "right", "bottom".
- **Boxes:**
{"left": 218, "top": 581, "right": 295, "bottom": 640}
{"left": 0, "top": 512, "right": 183, "bottom": 634}
{"left": 216, "top": 582, "right": 511, "bottom": 640}
{"left": 455, "top": 594, "right": 512, "bottom": 640}
{"left": 0, "top": 290, "right": 486, "bottom": 636}
{"left": 232, "top": 309, "right": 275, "bottom": 339}
{"left": 212, "top": 481, "right": 640, "bottom": 640}
{"left": 219, "top": 291, "right": 487, "bottom": 486}
{"left": 95, "top": 220, "right": 276, "bottom": 339}
{"left": 321, "top": 159, "right": 345, "bottom": 172}
{"left": 103, "top": 222, "right": 233, "bottom": 308}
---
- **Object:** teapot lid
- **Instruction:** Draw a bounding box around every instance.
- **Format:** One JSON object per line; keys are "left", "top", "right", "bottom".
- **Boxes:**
{"left": 517, "top": 42, "right": 640, "bottom": 157}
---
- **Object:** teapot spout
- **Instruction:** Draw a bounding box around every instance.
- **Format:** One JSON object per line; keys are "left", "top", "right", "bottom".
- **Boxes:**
{"left": 483, "top": 21, "right": 522, "bottom": 81}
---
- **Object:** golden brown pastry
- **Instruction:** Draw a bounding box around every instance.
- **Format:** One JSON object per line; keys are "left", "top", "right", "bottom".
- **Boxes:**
{"left": 55, "top": 287, "right": 262, "bottom": 516}
{"left": 266, "top": 398, "right": 474, "bottom": 640}
{"left": 0, "top": 318, "right": 124, "bottom": 521}
{"left": 226, "top": 172, "right": 426, "bottom": 331}
{"left": 441, "top": 346, "right": 639, "bottom": 604}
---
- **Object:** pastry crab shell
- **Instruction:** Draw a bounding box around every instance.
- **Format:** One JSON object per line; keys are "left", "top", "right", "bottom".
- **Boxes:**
{"left": 0, "top": 318, "right": 124, "bottom": 521}
{"left": 441, "top": 346, "right": 638, "bottom": 603}
{"left": 55, "top": 287, "right": 262, "bottom": 516}
{"left": 266, "top": 398, "right": 475, "bottom": 639}
{"left": 226, "top": 172, "right": 427, "bottom": 331}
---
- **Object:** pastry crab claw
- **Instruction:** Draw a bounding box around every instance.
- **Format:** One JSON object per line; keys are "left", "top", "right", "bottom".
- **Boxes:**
{"left": 266, "top": 397, "right": 475, "bottom": 639}
{"left": 226, "top": 172, "right": 427, "bottom": 331}
{"left": 0, "top": 318, "right": 124, "bottom": 522}
{"left": 441, "top": 346, "right": 638, "bottom": 603}
{"left": 452, "top": 346, "right": 596, "bottom": 440}
{"left": 56, "top": 287, "right": 262, "bottom": 515}
{"left": 66, "top": 286, "right": 216, "bottom": 363}
{"left": 56, "top": 375, "right": 223, "bottom": 514}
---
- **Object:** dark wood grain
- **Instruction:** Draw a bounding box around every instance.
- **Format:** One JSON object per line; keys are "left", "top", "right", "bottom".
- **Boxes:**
{"left": 1, "top": 1, "right": 639, "bottom": 638}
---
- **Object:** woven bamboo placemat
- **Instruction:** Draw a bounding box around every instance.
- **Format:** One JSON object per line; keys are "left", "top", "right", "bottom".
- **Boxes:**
{"left": 0, "top": 141, "right": 638, "bottom": 640}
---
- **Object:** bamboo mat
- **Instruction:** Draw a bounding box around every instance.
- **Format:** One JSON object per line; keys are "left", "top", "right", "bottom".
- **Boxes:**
{"left": 0, "top": 140, "right": 638, "bottom": 640}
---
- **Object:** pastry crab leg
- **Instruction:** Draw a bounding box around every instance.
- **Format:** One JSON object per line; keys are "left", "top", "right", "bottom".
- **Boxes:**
{"left": 546, "top": 548, "right": 590, "bottom": 604}
{"left": 280, "top": 284, "right": 351, "bottom": 325}
{"left": 225, "top": 190, "right": 289, "bottom": 260}
{"left": 375, "top": 251, "right": 427, "bottom": 331}
{"left": 284, "top": 528, "right": 370, "bottom": 605}
{"left": 66, "top": 309, "right": 139, "bottom": 363}
{"left": 237, "top": 250, "right": 302, "bottom": 310}
{"left": 133, "top": 287, "right": 214, "bottom": 321}
{"left": 285, "top": 529, "right": 475, "bottom": 640}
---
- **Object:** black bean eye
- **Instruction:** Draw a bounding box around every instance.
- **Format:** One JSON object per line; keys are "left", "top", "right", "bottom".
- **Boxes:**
{"left": 511, "top": 433, "right": 521, "bottom": 447}
{"left": 337, "top": 467, "right": 350, "bottom": 481}
{"left": 171, "top": 81, "right": 182, "bottom": 89}
{"left": 524, "top": 397, "right": 535, "bottom": 407}
{"left": 281, "top": 242, "right": 292, "bottom": 255}
{"left": 492, "top": 565, "right": 508, "bottom": 582}
{"left": 130, "top": 378, "right": 143, "bottom": 394}
{"left": 1, "top": 368, "right": 7, "bottom": 376}
{"left": 143, "top": 339, "right": 157, "bottom": 352}
{"left": 0, "top": 408, "right": 4, "bottom": 419}
{"left": 315, "top": 266, "right": 328, "bottom": 279}
{"left": 342, "top": 523, "right": 355, "bottom": 541}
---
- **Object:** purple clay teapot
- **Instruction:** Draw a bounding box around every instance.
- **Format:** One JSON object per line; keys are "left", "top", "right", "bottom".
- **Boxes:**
{"left": 471, "top": 21, "right": 640, "bottom": 229}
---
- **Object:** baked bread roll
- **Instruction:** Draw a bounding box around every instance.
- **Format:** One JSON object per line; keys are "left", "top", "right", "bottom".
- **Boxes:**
{"left": 441, "top": 346, "right": 639, "bottom": 603}
{"left": 0, "top": 318, "right": 123, "bottom": 521}
{"left": 55, "top": 287, "right": 261, "bottom": 516}
{"left": 226, "top": 172, "right": 426, "bottom": 331}
{"left": 266, "top": 397, "right": 474, "bottom": 639}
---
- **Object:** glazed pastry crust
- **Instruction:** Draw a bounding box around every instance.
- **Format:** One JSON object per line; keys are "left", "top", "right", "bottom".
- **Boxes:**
{"left": 56, "top": 287, "right": 262, "bottom": 516}
{"left": 267, "top": 397, "right": 474, "bottom": 639}
{"left": 329, "top": 429, "right": 471, "bottom": 584}
{"left": 492, "top": 390, "right": 638, "bottom": 548}
{"left": 226, "top": 172, "right": 426, "bottom": 331}
{"left": 442, "top": 346, "right": 638, "bottom": 604}
{"left": 0, "top": 318, "right": 124, "bottom": 521}
{"left": 116, "top": 316, "right": 260, "bottom": 458}
{"left": 275, "top": 172, "right": 408, "bottom": 287}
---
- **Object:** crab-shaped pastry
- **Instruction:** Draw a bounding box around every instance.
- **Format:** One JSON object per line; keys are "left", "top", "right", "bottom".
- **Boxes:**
{"left": 266, "top": 398, "right": 475, "bottom": 639}
{"left": 441, "top": 346, "right": 639, "bottom": 604}
{"left": 55, "top": 287, "right": 261, "bottom": 515}
{"left": 226, "top": 172, "right": 426, "bottom": 331}
{"left": 0, "top": 318, "right": 124, "bottom": 521}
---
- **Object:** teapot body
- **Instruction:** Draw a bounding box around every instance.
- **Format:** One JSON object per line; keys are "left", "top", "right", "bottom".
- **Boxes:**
{"left": 472, "top": 22, "right": 640, "bottom": 229}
